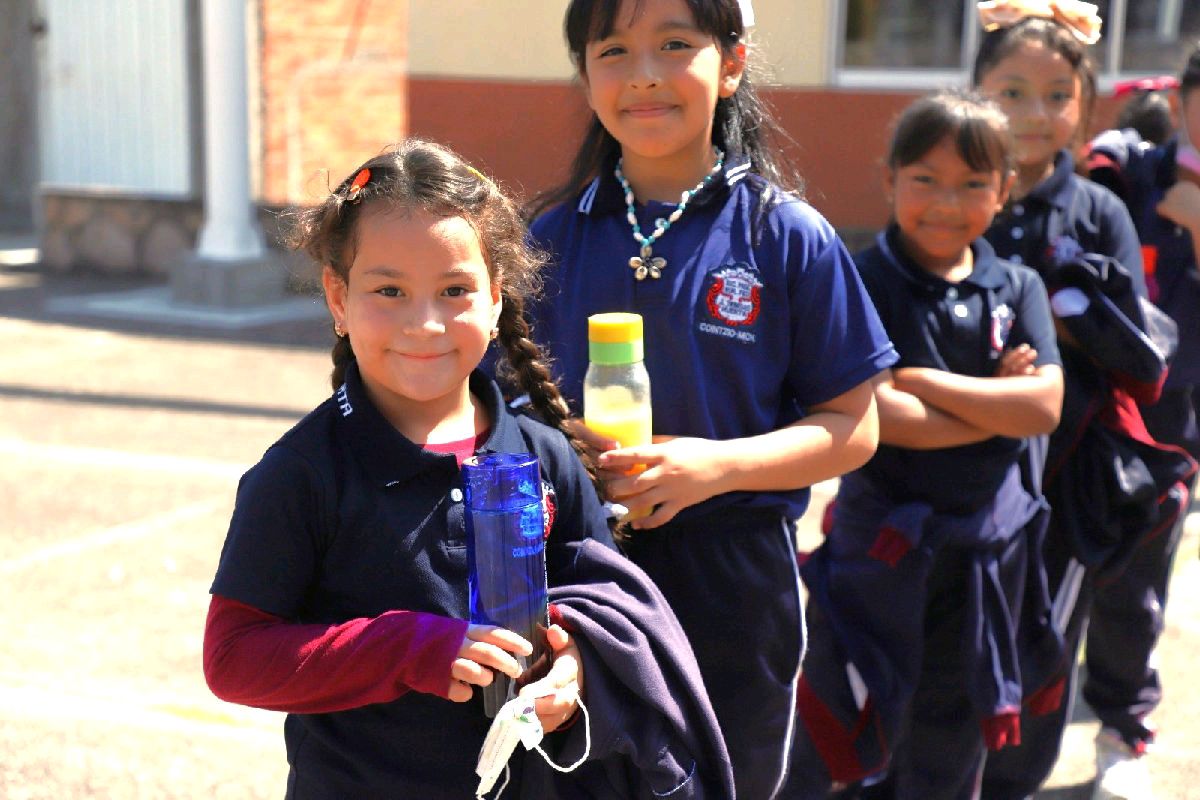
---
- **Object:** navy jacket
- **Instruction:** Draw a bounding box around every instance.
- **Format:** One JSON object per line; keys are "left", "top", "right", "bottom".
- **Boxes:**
{"left": 985, "top": 151, "right": 1194, "bottom": 578}
{"left": 1089, "top": 130, "right": 1200, "bottom": 387}
{"left": 796, "top": 466, "right": 1054, "bottom": 783}
{"left": 524, "top": 539, "right": 735, "bottom": 799}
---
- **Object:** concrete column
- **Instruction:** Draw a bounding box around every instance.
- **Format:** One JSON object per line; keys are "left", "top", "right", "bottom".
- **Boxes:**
{"left": 174, "top": 0, "right": 284, "bottom": 307}
{"left": 196, "top": 0, "right": 263, "bottom": 260}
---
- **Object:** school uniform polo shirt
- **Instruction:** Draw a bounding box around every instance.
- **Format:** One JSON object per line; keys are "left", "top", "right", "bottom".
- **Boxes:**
{"left": 855, "top": 227, "right": 1060, "bottom": 514}
{"left": 986, "top": 149, "right": 1146, "bottom": 298}
{"left": 210, "top": 361, "right": 613, "bottom": 797}
{"left": 528, "top": 155, "right": 897, "bottom": 521}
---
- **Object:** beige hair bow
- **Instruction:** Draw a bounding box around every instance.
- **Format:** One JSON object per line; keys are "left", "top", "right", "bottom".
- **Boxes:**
{"left": 978, "top": 0, "right": 1102, "bottom": 46}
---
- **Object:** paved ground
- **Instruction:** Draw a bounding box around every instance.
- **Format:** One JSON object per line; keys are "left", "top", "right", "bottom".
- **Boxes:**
{"left": 1, "top": 253, "right": 1197, "bottom": 798}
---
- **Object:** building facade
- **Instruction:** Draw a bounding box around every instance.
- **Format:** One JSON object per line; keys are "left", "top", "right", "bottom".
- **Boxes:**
{"left": 15, "top": 0, "right": 1200, "bottom": 274}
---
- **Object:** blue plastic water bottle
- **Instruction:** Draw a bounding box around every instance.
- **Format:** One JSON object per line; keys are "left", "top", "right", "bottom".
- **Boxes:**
{"left": 462, "top": 453, "right": 549, "bottom": 717}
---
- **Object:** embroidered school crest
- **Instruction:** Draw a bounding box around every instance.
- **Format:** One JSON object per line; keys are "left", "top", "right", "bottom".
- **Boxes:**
{"left": 991, "top": 303, "right": 1015, "bottom": 353}
{"left": 705, "top": 265, "right": 762, "bottom": 326}
{"left": 541, "top": 480, "right": 557, "bottom": 540}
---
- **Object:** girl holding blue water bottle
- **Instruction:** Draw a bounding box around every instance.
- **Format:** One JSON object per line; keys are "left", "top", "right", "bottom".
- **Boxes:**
{"left": 203, "top": 139, "right": 734, "bottom": 799}
{"left": 525, "top": 1, "right": 897, "bottom": 796}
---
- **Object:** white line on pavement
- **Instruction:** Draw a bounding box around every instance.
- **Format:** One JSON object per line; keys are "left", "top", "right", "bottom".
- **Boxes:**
{"left": 0, "top": 501, "right": 223, "bottom": 575}
{"left": 0, "top": 682, "right": 281, "bottom": 744}
{"left": 0, "top": 437, "right": 249, "bottom": 481}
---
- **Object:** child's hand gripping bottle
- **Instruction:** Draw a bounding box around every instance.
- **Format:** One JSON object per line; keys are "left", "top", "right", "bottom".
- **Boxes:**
{"left": 584, "top": 313, "right": 653, "bottom": 518}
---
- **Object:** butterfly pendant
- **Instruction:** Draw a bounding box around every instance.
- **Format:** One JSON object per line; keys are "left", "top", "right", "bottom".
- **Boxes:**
{"left": 629, "top": 253, "right": 666, "bottom": 281}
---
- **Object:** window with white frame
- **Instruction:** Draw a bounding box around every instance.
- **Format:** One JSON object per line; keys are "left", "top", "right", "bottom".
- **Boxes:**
{"left": 1120, "top": 0, "right": 1200, "bottom": 72}
{"left": 835, "top": 0, "right": 1200, "bottom": 87}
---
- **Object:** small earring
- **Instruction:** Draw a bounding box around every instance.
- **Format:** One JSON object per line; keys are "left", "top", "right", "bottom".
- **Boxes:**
{"left": 334, "top": 321, "right": 346, "bottom": 338}
{"left": 489, "top": 327, "right": 499, "bottom": 340}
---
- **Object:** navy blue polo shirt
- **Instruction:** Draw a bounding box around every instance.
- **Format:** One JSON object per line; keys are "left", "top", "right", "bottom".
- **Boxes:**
{"left": 528, "top": 155, "right": 897, "bottom": 521}
{"left": 986, "top": 149, "right": 1147, "bottom": 298}
{"left": 855, "top": 226, "right": 1060, "bottom": 514}
{"left": 1089, "top": 132, "right": 1200, "bottom": 387}
{"left": 210, "top": 361, "right": 614, "bottom": 797}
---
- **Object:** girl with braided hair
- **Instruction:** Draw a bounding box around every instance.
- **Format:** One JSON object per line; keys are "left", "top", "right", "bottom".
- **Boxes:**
{"left": 202, "top": 138, "right": 733, "bottom": 798}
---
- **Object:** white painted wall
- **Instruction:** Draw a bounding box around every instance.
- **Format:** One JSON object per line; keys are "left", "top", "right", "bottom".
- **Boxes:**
{"left": 408, "top": 0, "right": 835, "bottom": 87}
{"left": 409, "top": 0, "right": 575, "bottom": 80}
{"left": 753, "top": 0, "right": 833, "bottom": 87}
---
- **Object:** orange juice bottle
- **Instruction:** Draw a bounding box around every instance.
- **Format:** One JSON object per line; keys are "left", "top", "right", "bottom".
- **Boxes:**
{"left": 584, "top": 313, "right": 653, "bottom": 518}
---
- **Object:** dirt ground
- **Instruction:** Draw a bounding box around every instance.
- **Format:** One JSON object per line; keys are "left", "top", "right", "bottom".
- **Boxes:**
{"left": 2, "top": 262, "right": 1197, "bottom": 798}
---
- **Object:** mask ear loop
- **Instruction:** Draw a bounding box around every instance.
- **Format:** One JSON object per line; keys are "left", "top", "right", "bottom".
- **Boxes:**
{"left": 532, "top": 697, "right": 591, "bottom": 773}
{"left": 478, "top": 698, "right": 592, "bottom": 800}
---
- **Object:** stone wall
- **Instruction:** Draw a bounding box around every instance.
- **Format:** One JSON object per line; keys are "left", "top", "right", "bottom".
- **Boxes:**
{"left": 39, "top": 191, "right": 314, "bottom": 286}
{"left": 40, "top": 192, "right": 203, "bottom": 276}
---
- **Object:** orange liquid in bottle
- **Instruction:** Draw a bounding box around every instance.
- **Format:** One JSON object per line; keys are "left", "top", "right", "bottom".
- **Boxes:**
{"left": 585, "top": 385, "right": 653, "bottom": 520}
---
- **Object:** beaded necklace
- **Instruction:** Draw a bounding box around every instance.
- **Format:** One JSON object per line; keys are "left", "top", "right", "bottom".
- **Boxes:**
{"left": 615, "top": 147, "right": 725, "bottom": 280}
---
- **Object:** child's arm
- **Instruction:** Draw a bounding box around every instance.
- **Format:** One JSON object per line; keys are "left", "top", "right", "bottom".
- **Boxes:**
{"left": 873, "top": 370, "right": 995, "bottom": 450}
{"left": 597, "top": 377, "right": 879, "bottom": 529}
{"left": 203, "top": 594, "right": 528, "bottom": 714}
{"left": 891, "top": 362, "right": 1063, "bottom": 438}
{"left": 891, "top": 271, "right": 1062, "bottom": 439}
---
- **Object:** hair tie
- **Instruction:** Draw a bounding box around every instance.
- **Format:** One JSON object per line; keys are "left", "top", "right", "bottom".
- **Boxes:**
{"left": 977, "top": 0, "right": 1102, "bottom": 46}
{"left": 345, "top": 168, "right": 371, "bottom": 202}
{"left": 466, "top": 165, "right": 493, "bottom": 186}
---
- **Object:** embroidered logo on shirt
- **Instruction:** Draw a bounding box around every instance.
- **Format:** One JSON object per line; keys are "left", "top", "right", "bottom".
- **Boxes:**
{"left": 706, "top": 265, "right": 762, "bottom": 325}
{"left": 700, "top": 264, "right": 761, "bottom": 343}
{"left": 336, "top": 384, "right": 353, "bottom": 417}
{"left": 541, "top": 480, "right": 557, "bottom": 539}
{"left": 991, "top": 303, "right": 1015, "bottom": 353}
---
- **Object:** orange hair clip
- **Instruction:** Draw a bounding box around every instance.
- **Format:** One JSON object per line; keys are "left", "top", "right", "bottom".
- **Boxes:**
{"left": 346, "top": 168, "right": 371, "bottom": 202}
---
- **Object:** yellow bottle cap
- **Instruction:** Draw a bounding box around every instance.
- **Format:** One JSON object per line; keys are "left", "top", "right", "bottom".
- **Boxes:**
{"left": 588, "top": 312, "right": 643, "bottom": 344}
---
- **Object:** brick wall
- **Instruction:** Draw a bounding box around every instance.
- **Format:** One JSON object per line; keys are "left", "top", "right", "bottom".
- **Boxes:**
{"left": 258, "top": 0, "right": 409, "bottom": 206}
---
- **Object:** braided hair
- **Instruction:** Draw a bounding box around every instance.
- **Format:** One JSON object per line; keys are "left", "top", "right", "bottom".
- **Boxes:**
{"left": 285, "top": 138, "right": 596, "bottom": 481}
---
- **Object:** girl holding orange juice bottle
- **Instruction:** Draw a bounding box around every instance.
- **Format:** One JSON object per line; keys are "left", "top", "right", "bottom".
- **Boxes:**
{"left": 518, "top": 1, "right": 898, "bottom": 795}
